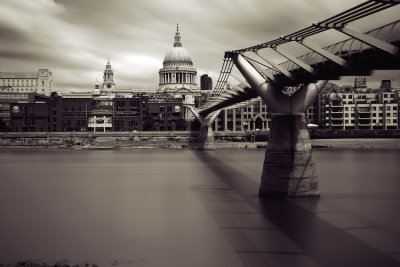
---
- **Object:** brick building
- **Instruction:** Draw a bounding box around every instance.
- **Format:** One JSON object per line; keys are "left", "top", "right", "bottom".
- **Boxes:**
{"left": 113, "top": 94, "right": 148, "bottom": 131}
{"left": 10, "top": 97, "right": 50, "bottom": 132}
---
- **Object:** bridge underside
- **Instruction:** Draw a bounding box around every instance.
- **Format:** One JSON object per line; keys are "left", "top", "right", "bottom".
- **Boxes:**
{"left": 268, "top": 41, "right": 400, "bottom": 87}
{"left": 199, "top": 90, "right": 257, "bottom": 118}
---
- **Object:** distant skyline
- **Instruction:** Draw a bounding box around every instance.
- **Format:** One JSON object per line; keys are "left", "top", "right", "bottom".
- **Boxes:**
{"left": 0, "top": 0, "right": 399, "bottom": 92}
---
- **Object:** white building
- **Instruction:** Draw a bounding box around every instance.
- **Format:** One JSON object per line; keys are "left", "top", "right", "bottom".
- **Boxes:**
{"left": 0, "top": 69, "right": 53, "bottom": 96}
{"left": 324, "top": 91, "right": 398, "bottom": 130}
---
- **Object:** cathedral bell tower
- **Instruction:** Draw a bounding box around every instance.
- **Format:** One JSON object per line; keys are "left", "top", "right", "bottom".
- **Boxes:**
{"left": 102, "top": 58, "right": 115, "bottom": 93}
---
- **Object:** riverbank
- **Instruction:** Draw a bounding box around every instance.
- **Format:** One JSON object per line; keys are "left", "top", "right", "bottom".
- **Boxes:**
{"left": 1, "top": 131, "right": 399, "bottom": 150}
{"left": 0, "top": 138, "right": 399, "bottom": 150}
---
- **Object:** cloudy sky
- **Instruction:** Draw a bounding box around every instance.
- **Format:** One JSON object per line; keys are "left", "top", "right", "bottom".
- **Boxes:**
{"left": 0, "top": 0, "right": 399, "bottom": 92}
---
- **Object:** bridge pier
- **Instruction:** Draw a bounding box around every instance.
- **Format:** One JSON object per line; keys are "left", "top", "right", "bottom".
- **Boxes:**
{"left": 260, "top": 114, "right": 319, "bottom": 198}
{"left": 188, "top": 107, "right": 220, "bottom": 151}
{"left": 199, "top": 118, "right": 216, "bottom": 150}
{"left": 230, "top": 53, "right": 327, "bottom": 198}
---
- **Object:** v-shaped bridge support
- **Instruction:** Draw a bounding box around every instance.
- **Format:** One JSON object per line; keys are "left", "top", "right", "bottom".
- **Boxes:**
{"left": 188, "top": 107, "right": 220, "bottom": 150}
{"left": 231, "top": 53, "right": 328, "bottom": 198}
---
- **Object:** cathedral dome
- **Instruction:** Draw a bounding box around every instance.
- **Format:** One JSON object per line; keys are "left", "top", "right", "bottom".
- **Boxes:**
{"left": 159, "top": 23, "right": 197, "bottom": 91}
{"left": 163, "top": 46, "right": 193, "bottom": 65}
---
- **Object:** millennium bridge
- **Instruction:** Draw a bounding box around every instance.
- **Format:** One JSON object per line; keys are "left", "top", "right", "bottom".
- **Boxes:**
{"left": 190, "top": 0, "right": 400, "bottom": 198}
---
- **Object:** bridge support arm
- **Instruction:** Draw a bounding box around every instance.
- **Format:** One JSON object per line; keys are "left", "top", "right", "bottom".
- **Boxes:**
{"left": 338, "top": 26, "right": 399, "bottom": 56}
{"left": 188, "top": 107, "right": 219, "bottom": 150}
{"left": 254, "top": 51, "right": 294, "bottom": 80}
{"left": 274, "top": 47, "right": 316, "bottom": 75}
{"left": 230, "top": 53, "right": 290, "bottom": 113}
{"left": 291, "top": 80, "right": 328, "bottom": 112}
{"left": 187, "top": 106, "right": 203, "bottom": 123}
{"left": 299, "top": 40, "right": 349, "bottom": 68}
{"left": 209, "top": 110, "right": 221, "bottom": 124}
{"left": 246, "top": 58, "right": 277, "bottom": 82}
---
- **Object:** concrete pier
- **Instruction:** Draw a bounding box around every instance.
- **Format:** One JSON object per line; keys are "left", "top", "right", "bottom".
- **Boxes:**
{"left": 259, "top": 114, "right": 319, "bottom": 198}
{"left": 198, "top": 119, "right": 216, "bottom": 150}
{"left": 230, "top": 53, "right": 328, "bottom": 198}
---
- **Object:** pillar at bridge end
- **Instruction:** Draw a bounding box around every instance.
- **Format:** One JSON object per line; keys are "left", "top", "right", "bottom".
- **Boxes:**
{"left": 198, "top": 119, "right": 216, "bottom": 150}
{"left": 259, "top": 114, "right": 319, "bottom": 198}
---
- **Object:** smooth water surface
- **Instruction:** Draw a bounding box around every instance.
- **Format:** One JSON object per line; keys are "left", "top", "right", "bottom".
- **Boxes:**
{"left": 0, "top": 149, "right": 400, "bottom": 266}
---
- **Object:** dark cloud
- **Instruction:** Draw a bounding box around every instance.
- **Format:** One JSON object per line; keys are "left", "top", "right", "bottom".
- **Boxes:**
{"left": 0, "top": 26, "right": 32, "bottom": 43}
{"left": 1, "top": 0, "right": 399, "bottom": 92}
{"left": 0, "top": 51, "right": 41, "bottom": 60}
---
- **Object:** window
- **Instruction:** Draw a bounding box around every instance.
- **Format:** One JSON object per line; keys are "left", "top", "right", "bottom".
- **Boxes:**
{"left": 387, "top": 106, "right": 391, "bottom": 110}
{"left": 349, "top": 95, "right": 353, "bottom": 99}
{"left": 345, "top": 120, "right": 349, "bottom": 123}
{"left": 394, "top": 113, "right": 397, "bottom": 117}
{"left": 345, "top": 114, "right": 349, "bottom": 117}
{"left": 345, "top": 107, "right": 349, "bottom": 111}
{"left": 372, "top": 107, "right": 376, "bottom": 111}
{"left": 387, "top": 119, "right": 390, "bottom": 123}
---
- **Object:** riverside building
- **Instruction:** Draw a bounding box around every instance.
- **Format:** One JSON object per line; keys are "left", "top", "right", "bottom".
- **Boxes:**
{"left": 0, "top": 69, "right": 53, "bottom": 96}
{"left": 212, "top": 79, "right": 399, "bottom": 132}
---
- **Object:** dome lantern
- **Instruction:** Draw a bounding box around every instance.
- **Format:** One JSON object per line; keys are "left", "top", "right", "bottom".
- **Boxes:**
{"left": 174, "top": 23, "right": 182, "bottom": 47}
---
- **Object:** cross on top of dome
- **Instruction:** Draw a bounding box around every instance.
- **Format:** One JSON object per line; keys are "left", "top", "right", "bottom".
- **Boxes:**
{"left": 174, "top": 22, "right": 182, "bottom": 47}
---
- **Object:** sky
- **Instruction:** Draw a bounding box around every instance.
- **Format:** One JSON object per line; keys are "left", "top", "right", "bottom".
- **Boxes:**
{"left": 0, "top": 0, "right": 399, "bottom": 92}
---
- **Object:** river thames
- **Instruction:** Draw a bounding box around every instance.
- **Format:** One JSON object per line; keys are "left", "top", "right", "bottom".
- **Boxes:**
{"left": 1, "top": 149, "right": 400, "bottom": 266}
